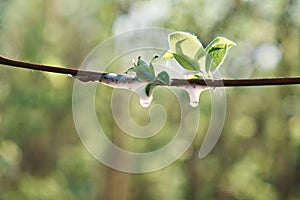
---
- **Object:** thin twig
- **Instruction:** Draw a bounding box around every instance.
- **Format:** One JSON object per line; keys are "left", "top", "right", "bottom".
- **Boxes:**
{"left": 172, "top": 77, "right": 300, "bottom": 87}
{"left": 0, "top": 55, "right": 107, "bottom": 79}
{"left": 1, "top": 55, "right": 300, "bottom": 87}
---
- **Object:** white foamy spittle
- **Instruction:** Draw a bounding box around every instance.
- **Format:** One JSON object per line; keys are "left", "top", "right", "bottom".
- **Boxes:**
{"left": 73, "top": 73, "right": 153, "bottom": 107}
{"left": 100, "top": 73, "right": 139, "bottom": 89}
{"left": 100, "top": 73, "right": 153, "bottom": 107}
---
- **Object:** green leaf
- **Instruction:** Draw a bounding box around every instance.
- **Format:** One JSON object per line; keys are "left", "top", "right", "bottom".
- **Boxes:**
{"left": 150, "top": 54, "right": 160, "bottom": 62}
{"left": 173, "top": 53, "right": 199, "bottom": 71}
{"left": 205, "top": 37, "right": 236, "bottom": 51}
{"left": 156, "top": 71, "right": 170, "bottom": 85}
{"left": 165, "top": 31, "right": 205, "bottom": 72}
{"left": 125, "top": 66, "right": 135, "bottom": 74}
{"left": 207, "top": 43, "right": 228, "bottom": 69}
{"left": 145, "top": 83, "right": 157, "bottom": 97}
{"left": 149, "top": 55, "right": 159, "bottom": 75}
{"left": 162, "top": 50, "right": 174, "bottom": 59}
{"left": 205, "top": 37, "right": 236, "bottom": 73}
{"left": 136, "top": 56, "right": 148, "bottom": 66}
{"left": 185, "top": 73, "right": 204, "bottom": 79}
{"left": 205, "top": 53, "right": 215, "bottom": 74}
{"left": 135, "top": 57, "right": 156, "bottom": 82}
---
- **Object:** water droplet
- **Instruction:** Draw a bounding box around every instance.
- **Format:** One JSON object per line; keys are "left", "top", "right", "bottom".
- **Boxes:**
{"left": 179, "top": 85, "right": 207, "bottom": 107}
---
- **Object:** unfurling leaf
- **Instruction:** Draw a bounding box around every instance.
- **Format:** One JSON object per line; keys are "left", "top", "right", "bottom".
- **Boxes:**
{"left": 125, "top": 66, "right": 135, "bottom": 74}
{"left": 162, "top": 50, "right": 174, "bottom": 59}
{"left": 145, "top": 83, "right": 157, "bottom": 97}
{"left": 156, "top": 71, "right": 170, "bottom": 85}
{"left": 205, "top": 37, "right": 236, "bottom": 73}
{"left": 173, "top": 53, "right": 198, "bottom": 71}
{"left": 184, "top": 73, "right": 204, "bottom": 79}
{"left": 205, "top": 37, "right": 236, "bottom": 52}
{"left": 149, "top": 55, "right": 159, "bottom": 75}
{"left": 163, "top": 31, "right": 205, "bottom": 72}
{"left": 135, "top": 56, "right": 156, "bottom": 82}
{"left": 125, "top": 55, "right": 171, "bottom": 97}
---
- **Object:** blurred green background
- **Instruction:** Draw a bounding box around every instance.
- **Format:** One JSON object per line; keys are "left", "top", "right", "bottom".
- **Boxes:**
{"left": 0, "top": 0, "right": 300, "bottom": 199}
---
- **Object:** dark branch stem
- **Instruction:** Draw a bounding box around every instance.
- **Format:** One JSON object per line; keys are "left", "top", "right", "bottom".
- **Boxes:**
{"left": 1, "top": 55, "right": 300, "bottom": 87}
{"left": 172, "top": 77, "right": 300, "bottom": 87}
{"left": 0, "top": 55, "right": 107, "bottom": 79}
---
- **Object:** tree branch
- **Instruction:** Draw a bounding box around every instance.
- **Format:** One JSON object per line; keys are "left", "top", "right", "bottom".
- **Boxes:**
{"left": 1, "top": 55, "right": 300, "bottom": 87}
{"left": 0, "top": 55, "right": 107, "bottom": 80}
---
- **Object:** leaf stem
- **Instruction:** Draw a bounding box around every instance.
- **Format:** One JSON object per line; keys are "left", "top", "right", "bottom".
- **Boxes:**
{"left": 1, "top": 55, "right": 300, "bottom": 87}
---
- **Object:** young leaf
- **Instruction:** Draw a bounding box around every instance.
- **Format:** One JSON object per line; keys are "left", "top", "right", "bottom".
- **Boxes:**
{"left": 205, "top": 53, "right": 215, "bottom": 74}
{"left": 135, "top": 57, "right": 156, "bottom": 82}
{"left": 162, "top": 50, "right": 174, "bottom": 59}
{"left": 145, "top": 83, "right": 157, "bottom": 97}
{"left": 205, "top": 37, "right": 236, "bottom": 51}
{"left": 125, "top": 66, "right": 135, "bottom": 74}
{"left": 163, "top": 31, "right": 205, "bottom": 72}
{"left": 149, "top": 55, "right": 159, "bottom": 76}
{"left": 205, "top": 37, "right": 236, "bottom": 73}
{"left": 156, "top": 71, "right": 170, "bottom": 85}
{"left": 137, "top": 56, "right": 148, "bottom": 66}
{"left": 173, "top": 53, "right": 198, "bottom": 71}
{"left": 184, "top": 73, "right": 204, "bottom": 79}
{"left": 150, "top": 54, "right": 160, "bottom": 62}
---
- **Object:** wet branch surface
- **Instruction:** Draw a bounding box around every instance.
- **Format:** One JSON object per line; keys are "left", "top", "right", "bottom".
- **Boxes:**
{"left": 1, "top": 55, "right": 300, "bottom": 87}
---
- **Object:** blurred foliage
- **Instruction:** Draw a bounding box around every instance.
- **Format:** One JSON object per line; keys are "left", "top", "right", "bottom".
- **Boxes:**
{"left": 0, "top": 0, "right": 300, "bottom": 199}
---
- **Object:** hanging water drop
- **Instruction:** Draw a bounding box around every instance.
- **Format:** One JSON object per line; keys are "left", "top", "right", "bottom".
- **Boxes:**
{"left": 179, "top": 85, "right": 208, "bottom": 107}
